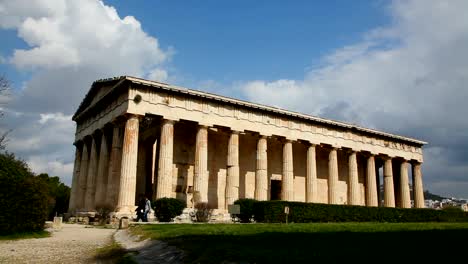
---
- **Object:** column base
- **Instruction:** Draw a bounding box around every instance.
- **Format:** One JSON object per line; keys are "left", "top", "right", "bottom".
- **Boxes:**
{"left": 114, "top": 206, "right": 137, "bottom": 219}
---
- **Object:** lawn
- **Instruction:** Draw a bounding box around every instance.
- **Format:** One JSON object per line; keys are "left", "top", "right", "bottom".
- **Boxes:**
{"left": 131, "top": 222, "right": 468, "bottom": 263}
{"left": 0, "top": 230, "right": 50, "bottom": 240}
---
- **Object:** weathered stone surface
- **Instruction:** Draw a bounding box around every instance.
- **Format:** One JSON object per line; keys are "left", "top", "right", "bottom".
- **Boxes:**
{"left": 384, "top": 158, "right": 396, "bottom": 208}
{"left": 70, "top": 77, "right": 427, "bottom": 217}
{"left": 412, "top": 162, "right": 425, "bottom": 208}
{"left": 116, "top": 116, "right": 139, "bottom": 216}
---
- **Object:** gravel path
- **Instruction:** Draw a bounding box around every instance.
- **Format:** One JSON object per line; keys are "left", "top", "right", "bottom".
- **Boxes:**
{"left": 0, "top": 224, "right": 115, "bottom": 264}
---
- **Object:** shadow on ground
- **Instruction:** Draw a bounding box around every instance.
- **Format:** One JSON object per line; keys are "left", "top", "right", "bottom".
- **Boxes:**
{"left": 133, "top": 228, "right": 468, "bottom": 263}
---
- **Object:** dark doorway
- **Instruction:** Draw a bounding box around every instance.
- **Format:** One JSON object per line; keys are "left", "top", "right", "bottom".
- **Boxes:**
{"left": 270, "top": 180, "right": 282, "bottom": 200}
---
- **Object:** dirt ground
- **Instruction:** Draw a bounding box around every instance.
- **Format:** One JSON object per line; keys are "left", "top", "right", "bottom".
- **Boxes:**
{"left": 0, "top": 224, "right": 115, "bottom": 264}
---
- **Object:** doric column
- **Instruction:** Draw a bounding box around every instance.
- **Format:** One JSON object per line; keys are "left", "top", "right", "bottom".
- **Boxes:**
{"left": 348, "top": 151, "right": 359, "bottom": 205}
{"left": 94, "top": 130, "right": 109, "bottom": 207}
{"left": 194, "top": 125, "right": 208, "bottom": 203}
{"left": 282, "top": 140, "right": 294, "bottom": 201}
{"left": 412, "top": 162, "right": 425, "bottom": 208}
{"left": 68, "top": 143, "right": 82, "bottom": 213}
{"left": 328, "top": 147, "right": 339, "bottom": 204}
{"left": 105, "top": 124, "right": 123, "bottom": 207}
{"left": 254, "top": 136, "right": 268, "bottom": 201}
{"left": 306, "top": 144, "right": 317, "bottom": 203}
{"left": 226, "top": 131, "right": 240, "bottom": 206}
{"left": 116, "top": 115, "right": 140, "bottom": 214}
{"left": 383, "top": 158, "right": 395, "bottom": 207}
{"left": 366, "top": 155, "right": 378, "bottom": 207}
{"left": 84, "top": 136, "right": 98, "bottom": 211}
{"left": 400, "top": 161, "right": 411, "bottom": 208}
{"left": 77, "top": 142, "right": 89, "bottom": 210}
{"left": 156, "top": 119, "right": 174, "bottom": 199}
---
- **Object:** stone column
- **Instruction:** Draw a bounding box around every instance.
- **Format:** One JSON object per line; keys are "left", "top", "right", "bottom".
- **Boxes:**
{"left": 383, "top": 158, "right": 395, "bottom": 207}
{"left": 400, "top": 161, "right": 411, "bottom": 208}
{"left": 328, "top": 148, "right": 339, "bottom": 204}
{"left": 226, "top": 131, "right": 240, "bottom": 206}
{"left": 255, "top": 136, "right": 268, "bottom": 201}
{"left": 68, "top": 143, "right": 82, "bottom": 213}
{"left": 194, "top": 125, "right": 208, "bottom": 203}
{"left": 106, "top": 124, "right": 123, "bottom": 207}
{"left": 94, "top": 131, "right": 109, "bottom": 207}
{"left": 282, "top": 140, "right": 294, "bottom": 201}
{"left": 348, "top": 151, "right": 359, "bottom": 205}
{"left": 366, "top": 155, "right": 378, "bottom": 207}
{"left": 77, "top": 142, "right": 89, "bottom": 210}
{"left": 116, "top": 115, "right": 140, "bottom": 215}
{"left": 84, "top": 136, "right": 98, "bottom": 211}
{"left": 306, "top": 144, "right": 317, "bottom": 203}
{"left": 156, "top": 119, "right": 174, "bottom": 199}
{"left": 412, "top": 162, "right": 425, "bottom": 208}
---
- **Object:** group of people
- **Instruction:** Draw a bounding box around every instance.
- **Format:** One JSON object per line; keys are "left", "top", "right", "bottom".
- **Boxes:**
{"left": 135, "top": 196, "right": 151, "bottom": 222}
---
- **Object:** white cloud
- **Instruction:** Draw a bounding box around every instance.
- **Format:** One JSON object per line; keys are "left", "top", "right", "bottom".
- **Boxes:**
{"left": 0, "top": 0, "right": 172, "bottom": 185}
{"left": 147, "top": 68, "right": 168, "bottom": 82}
{"left": 241, "top": 0, "right": 468, "bottom": 197}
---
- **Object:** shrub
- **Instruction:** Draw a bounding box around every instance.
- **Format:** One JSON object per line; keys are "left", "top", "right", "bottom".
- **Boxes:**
{"left": 233, "top": 199, "right": 256, "bottom": 223}
{"left": 0, "top": 153, "right": 49, "bottom": 235}
{"left": 194, "top": 202, "right": 212, "bottom": 222}
{"left": 153, "top": 198, "right": 186, "bottom": 222}
{"left": 252, "top": 200, "right": 468, "bottom": 223}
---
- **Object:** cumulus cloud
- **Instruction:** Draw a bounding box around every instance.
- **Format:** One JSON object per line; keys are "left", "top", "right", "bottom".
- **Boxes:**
{"left": 0, "top": 0, "right": 171, "bottom": 184}
{"left": 241, "top": 0, "right": 468, "bottom": 197}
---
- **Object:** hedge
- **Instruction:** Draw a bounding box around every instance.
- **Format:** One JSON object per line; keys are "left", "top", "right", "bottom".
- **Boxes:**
{"left": 153, "top": 198, "right": 186, "bottom": 222}
{"left": 233, "top": 199, "right": 468, "bottom": 223}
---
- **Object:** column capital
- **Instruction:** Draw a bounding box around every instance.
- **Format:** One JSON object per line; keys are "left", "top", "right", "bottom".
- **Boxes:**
{"left": 230, "top": 130, "right": 242, "bottom": 135}
{"left": 161, "top": 118, "right": 177, "bottom": 125}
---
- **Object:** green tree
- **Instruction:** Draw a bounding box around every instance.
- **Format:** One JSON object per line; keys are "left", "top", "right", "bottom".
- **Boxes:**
{"left": 0, "top": 152, "right": 48, "bottom": 235}
{"left": 37, "top": 173, "right": 71, "bottom": 220}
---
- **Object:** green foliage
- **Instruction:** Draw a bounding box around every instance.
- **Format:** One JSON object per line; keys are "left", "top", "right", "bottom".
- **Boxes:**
{"left": 37, "top": 173, "right": 71, "bottom": 220}
{"left": 153, "top": 198, "right": 186, "bottom": 222}
{"left": 194, "top": 202, "right": 212, "bottom": 222}
{"left": 0, "top": 152, "right": 49, "bottom": 235}
{"left": 233, "top": 199, "right": 256, "bottom": 223}
{"left": 252, "top": 201, "right": 468, "bottom": 223}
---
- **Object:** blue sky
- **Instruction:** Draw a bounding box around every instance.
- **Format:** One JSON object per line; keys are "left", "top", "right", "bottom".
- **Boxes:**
{"left": 1, "top": 0, "right": 467, "bottom": 198}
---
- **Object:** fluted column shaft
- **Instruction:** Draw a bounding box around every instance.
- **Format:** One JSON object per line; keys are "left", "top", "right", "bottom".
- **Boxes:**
{"left": 400, "top": 161, "right": 411, "bottom": 208}
{"left": 68, "top": 144, "right": 82, "bottom": 213}
{"left": 95, "top": 131, "right": 109, "bottom": 207}
{"left": 194, "top": 125, "right": 208, "bottom": 203}
{"left": 156, "top": 119, "right": 174, "bottom": 199}
{"left": 383, "top": 158, "right": 395, "bottom": 207}
{"left": 84, "top": 136, "right": 98, "bottom": 211}
{"left": 116, "top": 116, "right": 139, "bottom": 213}
{"left": 348, "top": 151, "right": 359, "bottom": 205}
{"left": 366, "top": 155, "right": 378, "bottom": 207}
{"left": 328, "top": 148, "right": 339, "bottom": 204}
{"left": 77, "top": 142, "right": 89, "bottom": 210}
{"left": 282, "top": 140, "right": 294, "bottom": 201}
{"left": 412, "top": 162, "right": 425, "bottom": 208}
{"left": 105, "top": 125, "right": 122, "bottom": 207}
{"left": 255, "top": 136, "right": 268, "bottom": 201}
{"left": 306, "top": 144, "right": 317, "bottom": 203}
{"left": 226, "top": 131, "right": 240, "bottom": 206}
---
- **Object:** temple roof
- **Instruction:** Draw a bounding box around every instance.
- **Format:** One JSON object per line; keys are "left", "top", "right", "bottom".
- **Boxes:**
{"left": 73, "top": 75, "right": 427, "bottom": 146}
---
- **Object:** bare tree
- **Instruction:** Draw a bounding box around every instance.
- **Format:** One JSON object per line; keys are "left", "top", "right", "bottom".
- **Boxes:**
{"left": 0, "top": 75, "right": 10, "bottom": 150}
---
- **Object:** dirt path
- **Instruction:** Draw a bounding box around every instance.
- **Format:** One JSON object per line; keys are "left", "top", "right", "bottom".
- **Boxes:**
{"left": 0, "top": 224, "right": 115, "bottom": 264}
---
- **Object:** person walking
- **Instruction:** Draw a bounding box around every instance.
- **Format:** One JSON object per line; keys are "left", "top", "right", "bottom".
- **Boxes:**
{"left": 135, "top": 197, "right": 145, "bottom": 222}
{"left": 143, "top": 197, "right": 151, "bottom": 222}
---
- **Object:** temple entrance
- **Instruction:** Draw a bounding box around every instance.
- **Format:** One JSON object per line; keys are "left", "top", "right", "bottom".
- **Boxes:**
{"left": 270, "top": 180, "right": 282, "bottom": 200}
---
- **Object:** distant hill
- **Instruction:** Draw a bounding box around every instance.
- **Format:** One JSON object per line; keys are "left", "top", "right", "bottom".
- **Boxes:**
{"left": 378, "top": 185, "right": 446, "bottom": 201}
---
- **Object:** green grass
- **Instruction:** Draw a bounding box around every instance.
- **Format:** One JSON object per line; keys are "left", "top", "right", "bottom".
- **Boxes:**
{"left": 0, "top": 230, "right": 50, "bottom": 240}
{"left": 131, "top": 222, "right": 468, "bottom": 263}
{"left": 94, "top": 240, "right": 137, "bottom": 264}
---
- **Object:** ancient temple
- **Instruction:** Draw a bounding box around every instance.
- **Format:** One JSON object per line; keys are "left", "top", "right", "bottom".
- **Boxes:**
{"left": 68, "top": 76, "right": 426, "bottom": 217}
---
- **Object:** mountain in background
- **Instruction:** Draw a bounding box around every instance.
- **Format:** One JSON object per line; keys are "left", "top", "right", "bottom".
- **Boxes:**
{"left": 378, "top": 185, "right": 447, "bottom": 201}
